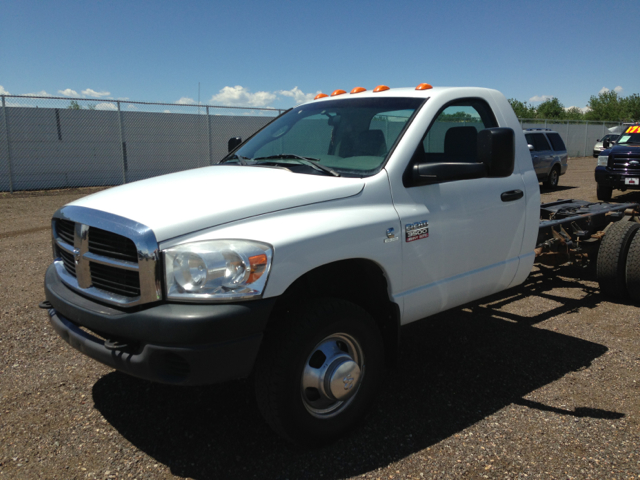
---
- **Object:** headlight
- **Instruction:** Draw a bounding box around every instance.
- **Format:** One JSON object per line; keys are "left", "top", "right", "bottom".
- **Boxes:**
{"left": 164, "top": 240, "right": 272, "bottom": 302}
{"left": 597, "top": 155, "right": 609, "bottom": 166}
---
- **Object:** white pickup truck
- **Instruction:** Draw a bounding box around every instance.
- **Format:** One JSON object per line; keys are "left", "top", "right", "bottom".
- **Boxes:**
{"left": 42, "top": 84, "right": 640, "bottom": 446}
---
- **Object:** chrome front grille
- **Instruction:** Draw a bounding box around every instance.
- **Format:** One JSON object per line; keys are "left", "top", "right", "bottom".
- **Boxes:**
{"left": 51, "top": 206, "right": 161, "bottom": 307}
{"left": 610, "top": 155, "right": 640, "bottom": 173}
{"left": 88, "top": 227, "right": 139, "bottom": 262}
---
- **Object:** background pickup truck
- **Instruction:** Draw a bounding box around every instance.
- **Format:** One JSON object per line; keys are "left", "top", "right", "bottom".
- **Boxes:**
{"left": 42, "top": 84, "right": 640, "bottom": 446}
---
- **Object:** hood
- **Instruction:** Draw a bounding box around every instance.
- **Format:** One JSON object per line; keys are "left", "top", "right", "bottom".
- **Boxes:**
{"left": 607, "top": 144, "right": 640, "bottom": 156}
{"left": 70, "top": 165, "right": 365, "bottom": 241}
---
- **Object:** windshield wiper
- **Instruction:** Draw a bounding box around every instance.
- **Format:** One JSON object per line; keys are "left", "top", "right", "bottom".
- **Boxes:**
{"left": 223, "top": 154, "right": 250, "bottom": 166}
{"left": 253, "top": 154, "right": 340, "bottom": 177}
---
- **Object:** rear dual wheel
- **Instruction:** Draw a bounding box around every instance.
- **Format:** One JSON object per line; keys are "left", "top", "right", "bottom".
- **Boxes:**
{"left": 254, "top": 298, "right": 384, "bottom": 446}
{"left": 597, "top": 221, "right": 640, "bottom": 300}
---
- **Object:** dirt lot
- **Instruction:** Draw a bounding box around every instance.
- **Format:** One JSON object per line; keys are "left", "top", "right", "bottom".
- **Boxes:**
{"left": 1, "top": 158, "right": 639, "bottom": 479}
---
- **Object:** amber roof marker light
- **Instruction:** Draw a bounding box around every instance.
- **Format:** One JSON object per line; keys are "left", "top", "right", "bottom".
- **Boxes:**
{"left": 416, "top": 83, "right": 433, "bottom": 90}
{"left": 331, "top": 89, "right": 347, "bottom": 97}
{"left": 314, "top": 93, "right": 328, "bottom": 100}
{"left": 350, "top": 87, "right": 366, "bottom": 94}
{"left": 373, "top": 85, "right": 390, "bottom": 93}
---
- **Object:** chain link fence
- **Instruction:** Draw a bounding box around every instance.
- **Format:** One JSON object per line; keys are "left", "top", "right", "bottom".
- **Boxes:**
{"left": 519, "top": 118, "right": 622, "bottom": 158}
{"left": 0, "top": 95, "right": 624, "bottom": 192}
{"left": 0, "top": 95, "right": 283, "bottom": 192}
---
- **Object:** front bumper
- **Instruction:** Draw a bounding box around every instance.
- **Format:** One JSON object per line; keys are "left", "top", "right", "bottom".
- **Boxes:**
{"left": 44, "top": 264, "right": 276, "bottom": 385}
{"left": 595, "top": 167, "right": 640, "bottom": 190}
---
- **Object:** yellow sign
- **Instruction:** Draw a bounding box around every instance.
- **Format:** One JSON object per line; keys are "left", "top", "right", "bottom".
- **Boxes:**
{"left": 625, "top": 126, "right": 640, "bottom": 133}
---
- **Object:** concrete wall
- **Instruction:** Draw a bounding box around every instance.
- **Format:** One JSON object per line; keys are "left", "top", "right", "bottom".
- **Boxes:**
{"left": 1, "top": 107, "right": 273, "bottom": 191}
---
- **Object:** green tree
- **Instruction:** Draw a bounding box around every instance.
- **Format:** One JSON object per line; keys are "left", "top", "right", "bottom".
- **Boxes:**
{"left": 536, "top": 97, "right": 564, "bottom": 119}
{"left": 67, "top": 100, "right": 82, "bottom": 110}
{"left": 620, "top": 93, "right": 640, "bottom": 122}
{"left": 508, "top": 98, "right": 536, "bottom": 119}
{"left": 564, "top": 107, "right": 584, "bottom": 120}
{"left": 585, "top": 91, "right": 621, "bottom": 121}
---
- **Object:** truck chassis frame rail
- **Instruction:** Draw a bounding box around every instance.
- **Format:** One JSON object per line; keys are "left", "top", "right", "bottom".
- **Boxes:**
{"left": 535, "top": 199, "right": 640, "bottom": 301}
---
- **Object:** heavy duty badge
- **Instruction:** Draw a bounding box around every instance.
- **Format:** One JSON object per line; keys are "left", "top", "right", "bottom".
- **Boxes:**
{"left": 405, "top": 220, "right": 429, "bottom": 242}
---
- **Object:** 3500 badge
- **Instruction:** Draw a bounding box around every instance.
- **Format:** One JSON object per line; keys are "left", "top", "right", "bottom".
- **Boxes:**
{"left": 406, "top": 221, "right": 429, "bottom": 242}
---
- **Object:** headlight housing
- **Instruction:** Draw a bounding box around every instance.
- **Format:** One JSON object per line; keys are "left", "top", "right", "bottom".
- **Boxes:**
{"left": 597, "top": 155, "right": 609, "bottom": 166}
{"left": 164, "top": 240, "right": 272, "bottom": 302}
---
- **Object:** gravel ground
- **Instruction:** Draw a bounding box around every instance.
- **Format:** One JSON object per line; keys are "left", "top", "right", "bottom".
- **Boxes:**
{"left": 1, "top": 159, "right": 639, "bottom": 480}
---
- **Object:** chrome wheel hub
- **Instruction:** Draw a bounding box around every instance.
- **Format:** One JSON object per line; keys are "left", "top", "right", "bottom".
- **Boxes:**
{"left": 301, "top": 333, "right": 364, "bottom": 418}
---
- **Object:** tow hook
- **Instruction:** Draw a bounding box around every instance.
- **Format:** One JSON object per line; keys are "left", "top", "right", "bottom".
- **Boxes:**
{"left": 38, "top": 300, "right": 52, "bottom": 309}
{"left": 104, "top": 339, "right": 132, "bottom": 351}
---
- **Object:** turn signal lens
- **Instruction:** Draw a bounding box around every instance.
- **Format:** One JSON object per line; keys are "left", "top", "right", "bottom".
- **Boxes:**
{"left": 331, "top": 89, "right": 347, "bottom": 96}
{"left": 373, "top": 85, "right": 390, "bottom": 92}
{"left": 415, "top": 83, "right": 433, "bottom": 90}
{"left": 248, "top": 254, "right": 268, "bottom": 283}
{"left": 314, "top": 93, "right": 328, "bottom": 100}
{"left": 350, "top": 87, "right": 366, "bottom": 94}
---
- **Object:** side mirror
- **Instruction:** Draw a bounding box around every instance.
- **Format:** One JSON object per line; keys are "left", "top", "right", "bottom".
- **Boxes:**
{"left": 228, "top": 137, "right": 242, "bottom": 152}
{"left": 527, "top": 144, "right": 534, "bottom": 151}
{"left": 603, "top": 139, "right": 610, "bottom": 149}
{"left": 477, "top": 128, "right": 515, "bottom": 177}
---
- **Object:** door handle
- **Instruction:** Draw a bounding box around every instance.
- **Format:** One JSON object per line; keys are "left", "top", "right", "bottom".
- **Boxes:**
{"left": 501, "top": 189, "right": 523, "bottom": 202}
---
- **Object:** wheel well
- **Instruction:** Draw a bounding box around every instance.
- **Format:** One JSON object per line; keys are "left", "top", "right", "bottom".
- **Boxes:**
{"left": 268, "top": 259, "right": 400, "bottom": 367}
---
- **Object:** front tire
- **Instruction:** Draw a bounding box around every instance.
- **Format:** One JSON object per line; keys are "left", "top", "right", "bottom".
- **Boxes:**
{"left": 254, "top": 298, "right": 384, "bottom": 446}
{"left": 597, "top": 184, "right": 613, "bottom": 201}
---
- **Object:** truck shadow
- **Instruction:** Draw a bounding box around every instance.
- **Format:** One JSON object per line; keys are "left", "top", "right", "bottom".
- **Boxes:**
{"left": 612, "top": 190, "right": 640, "bottom": 204}
{"left": 92, "top": 271, "right": 617, "bottom": 480}
{"left": 539, "top": 185, "right": 576, "bottom": 194}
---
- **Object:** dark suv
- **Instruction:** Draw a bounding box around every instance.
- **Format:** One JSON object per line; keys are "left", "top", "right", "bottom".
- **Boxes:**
{"left": 595, "top": 124, "right": 640, "bottom": 201}
{"left": 524, "top": 129, "right": 568, "bottom": 188}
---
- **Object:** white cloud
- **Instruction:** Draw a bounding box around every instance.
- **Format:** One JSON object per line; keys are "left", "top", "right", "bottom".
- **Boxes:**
{"left": 126, "top": 104, "right": 138, "bottom": 110}
{"left": 598, "top": 86, "right": 623, "bottom": 95}
{"left": 176, "top": 97, "right": 197, "bottom": 105}
{"left": 95, "top": 102, "right": 117, "bottom": 110}
{"left": 565, "top": 106, "right": 590, "bottom": 113}
{"left": 0, "top": 85, "right": 10, "bottom": 95}
{"left": 277, "top": 86, "right": 318, "bottom": 105}
{"left": 82, "top": 88, "right": 111, "bottom": 98}
{"left": 529, "top": 95, "right": 555, "bottom": 103}
{"left": 163, "top": 110, "right": 171, "bottom": 113}
{"left": 58, "top": 88, "right": 79, "bottom": 97}
{"left": 22, "top": 90, "right": 52, "bottom": 97}
{"left": 210, "top": 86, "right": 276, "bottom": 107}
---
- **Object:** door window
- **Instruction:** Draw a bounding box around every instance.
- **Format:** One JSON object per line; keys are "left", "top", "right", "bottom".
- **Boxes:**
{"left": 526, "top": 133, "right": 551, "bottom": 152}
{"left": 420, "top": 99, "right": 498, "bottom": 163}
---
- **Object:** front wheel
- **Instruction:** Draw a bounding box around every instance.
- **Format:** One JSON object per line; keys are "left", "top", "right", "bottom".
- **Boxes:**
{"left": 597, "top": 184, "right": 613, "bottom": 201}
{"left": 254, "top": 298, "right": 384, "bottom": 446}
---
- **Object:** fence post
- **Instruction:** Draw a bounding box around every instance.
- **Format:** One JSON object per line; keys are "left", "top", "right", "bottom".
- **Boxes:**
{"left": 1, "top": 96, "right": 15, "bottom": 193}
{"left": 566, "top": 121, "right": 570, "bottom": 155}
{"left": 117, "top": 101, "right": 128, "bottom": 184}
{"left": 584, "top": 121, "right": 589, "bottom": 157}
{"left": 207, "top": 106, "right": 213, "bottom": 165}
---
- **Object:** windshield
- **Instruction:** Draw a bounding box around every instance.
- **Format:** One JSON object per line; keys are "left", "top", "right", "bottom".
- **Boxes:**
{"left": 616, "top": 126, "right": 640, "bottom": 145}
{"left": 224, "top": 97, "right": 425, "bottom": 177}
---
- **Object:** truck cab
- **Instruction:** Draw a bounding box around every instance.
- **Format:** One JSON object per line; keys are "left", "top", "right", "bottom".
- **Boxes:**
{"left": 596, "top": 123, "right": 640, "bottom": 201}
{"left": 44, "top": 84, "right": 540, "bottom": 445}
